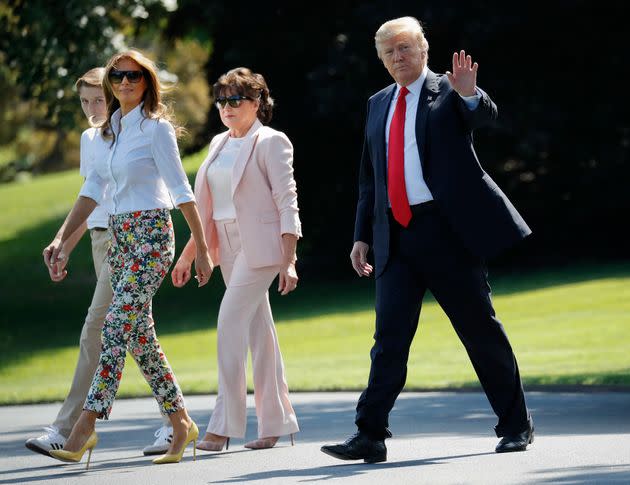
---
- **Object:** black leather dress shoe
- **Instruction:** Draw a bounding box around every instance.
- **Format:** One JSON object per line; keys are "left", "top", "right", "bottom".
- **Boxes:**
{"left": 495, "top": 425, "right": 534, "bottom": 453}
{"left": 321, "top": 432, "right": 387, "bottom": 463}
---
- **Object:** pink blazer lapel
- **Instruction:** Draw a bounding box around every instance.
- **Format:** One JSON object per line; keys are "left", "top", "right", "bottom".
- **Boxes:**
{"left": 231, "top": 119, "right": 263, "bottom": 197}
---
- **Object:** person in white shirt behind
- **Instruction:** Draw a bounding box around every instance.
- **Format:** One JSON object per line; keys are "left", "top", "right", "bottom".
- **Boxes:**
{"left": 45, "top": 49, "right": 213, "bottom": 468}
{"left": 28, "top": 67, "right": 175, "bottom": 460}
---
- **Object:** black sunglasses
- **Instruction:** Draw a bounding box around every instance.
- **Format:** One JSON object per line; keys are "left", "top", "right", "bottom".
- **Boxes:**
{"left": 215, "top": 95, "right": 257, "bottom": 109}
{"left": 108, "top": 69, "right": 144, "bottom": 84}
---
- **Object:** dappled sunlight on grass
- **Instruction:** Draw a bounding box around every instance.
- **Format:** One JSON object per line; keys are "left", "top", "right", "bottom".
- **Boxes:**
{"left": 1, "top": 150, "right": 629, "bottom": 404}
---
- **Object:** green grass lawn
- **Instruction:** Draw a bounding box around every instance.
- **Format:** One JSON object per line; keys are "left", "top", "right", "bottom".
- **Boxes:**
{"left": 1, "top": 151, "right": 629, "bottom": 405}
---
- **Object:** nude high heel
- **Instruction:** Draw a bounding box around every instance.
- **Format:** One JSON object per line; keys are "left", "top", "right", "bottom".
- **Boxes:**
{"left": 244, "top": 433, "right": 295, "bottom": 449}
{"left": 197, "top": 436, "right": 230, "bottom": 452}
{"left": 152, "top": 421, "right": 199, "bottom": 464}
{"left": 50, "top": 431, "right": 98, "bottom": 470}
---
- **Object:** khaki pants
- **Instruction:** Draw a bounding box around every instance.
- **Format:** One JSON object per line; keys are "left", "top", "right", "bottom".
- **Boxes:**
{"left": 52, "top": 229, "right": 112, "bottom": 437}
{"left": 207, "top": 219, "right": 299, "bottom": 438}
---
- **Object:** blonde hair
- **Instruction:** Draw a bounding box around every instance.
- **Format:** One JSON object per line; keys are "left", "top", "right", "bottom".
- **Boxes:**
{"left": 75, "top": 67, "right": 105, "bottom": 91}
{"left": 101, "top": 49, "right": 183, "bottom": 141}
{"left": 375, "top": 16, "right": 429, "bottom": 59}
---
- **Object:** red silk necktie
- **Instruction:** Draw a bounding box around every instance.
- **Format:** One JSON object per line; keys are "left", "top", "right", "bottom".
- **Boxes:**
{"left": 388, "top": 86, "right": 411, "bottom": 227}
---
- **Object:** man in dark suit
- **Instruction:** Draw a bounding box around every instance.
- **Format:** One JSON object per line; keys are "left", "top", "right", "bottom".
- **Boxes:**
{"left": 321, "top": 16, "right": 534, "bottom": 464}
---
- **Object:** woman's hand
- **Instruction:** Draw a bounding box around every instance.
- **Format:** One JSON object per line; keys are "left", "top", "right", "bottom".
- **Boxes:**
{"left": 171, "top": 257, "right": 193, "bottom": 287}
{"left": 278, "top": 233, "right": 299, "bottom": 295}
{"left": 177, "top": 201, "right": 213, "bottom": 287}
{"left": 194, "top": 249, "right": 214, "bottom": 287}
{"left": 278, "top": 261, "right": 298, "bottom": 296}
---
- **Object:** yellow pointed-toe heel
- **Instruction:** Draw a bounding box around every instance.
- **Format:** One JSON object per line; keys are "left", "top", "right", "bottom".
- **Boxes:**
{"left": 49, "top": 431, "right": 98, "bottom": 470}
{"left": 153, "top": 421, "right": 198, "bottom": 464}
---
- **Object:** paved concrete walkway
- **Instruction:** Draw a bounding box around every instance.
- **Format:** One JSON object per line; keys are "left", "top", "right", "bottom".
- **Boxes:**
{"left": 1, "top": 392, "right": 629, "bottom": 484}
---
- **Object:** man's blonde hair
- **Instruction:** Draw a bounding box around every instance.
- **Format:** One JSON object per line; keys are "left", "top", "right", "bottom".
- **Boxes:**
{"left": 375, "top": 16, "right": 429, "bottom": 59}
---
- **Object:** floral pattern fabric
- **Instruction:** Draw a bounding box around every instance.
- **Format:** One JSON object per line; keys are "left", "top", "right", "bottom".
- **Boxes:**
{"left": 84, "top": 208, "right": 184, "bottom": 419}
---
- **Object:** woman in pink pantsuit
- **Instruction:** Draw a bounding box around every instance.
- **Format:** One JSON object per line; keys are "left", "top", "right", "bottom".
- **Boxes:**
{"left": 172, "top": 67, "right": 300, "bottom": 451}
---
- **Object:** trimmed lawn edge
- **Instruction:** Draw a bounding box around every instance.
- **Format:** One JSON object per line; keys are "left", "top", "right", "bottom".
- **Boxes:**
{"left": 4, "top": 384, "right": 630, "bottom": 406}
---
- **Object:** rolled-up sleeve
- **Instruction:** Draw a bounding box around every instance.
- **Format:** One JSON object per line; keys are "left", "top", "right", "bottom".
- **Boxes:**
{"left": 78, "top": 168, "right": 107, "bottom": 204}
{"left": 152, "top": 120, "right": 195, "bottom": 207}
{"left": 264, "top": 132, "right": 302, "bottom": 238}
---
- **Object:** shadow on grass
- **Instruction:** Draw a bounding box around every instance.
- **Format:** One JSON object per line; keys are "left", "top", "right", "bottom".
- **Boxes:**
{"left": 1, "top": 209, "right": 630, "bottom": 371}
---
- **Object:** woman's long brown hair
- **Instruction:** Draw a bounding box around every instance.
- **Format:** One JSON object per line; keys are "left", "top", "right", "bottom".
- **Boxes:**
{"left": 100, "top": 49, "right": 183, "bottom": 142}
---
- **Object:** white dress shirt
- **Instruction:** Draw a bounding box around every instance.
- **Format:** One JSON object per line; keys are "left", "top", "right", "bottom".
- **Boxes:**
{"left": 79, "top": 127, "right": 113, "bottom": 229}
{"left": 79, "top": 103, "right": 195, "bottom": 214}
{"left": 385, "top": 65, "right": 482, "bottom": 206}
{"left": 206, "top": 136, "right": 243, "bottom": 220}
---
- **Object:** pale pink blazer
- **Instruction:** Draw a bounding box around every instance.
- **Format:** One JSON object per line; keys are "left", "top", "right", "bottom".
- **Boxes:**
{"left": 193, "top": 119, "right": 302, "bottom": 269}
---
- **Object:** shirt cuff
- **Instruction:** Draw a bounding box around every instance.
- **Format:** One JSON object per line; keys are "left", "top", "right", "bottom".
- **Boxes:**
{"left": 280, "top": 212, "right": 302, "bottom": 239}
{"left": 78, "top": 179, "right": 104, "bottom": 205}
{"left": 460, "top": 88, "right": 481, "bottom": 110}
{"left": 170, "top": 183, "right": 196, "bottom": 208}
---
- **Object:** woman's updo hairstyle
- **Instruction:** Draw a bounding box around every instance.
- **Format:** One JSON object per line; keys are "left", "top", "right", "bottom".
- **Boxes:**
{"left": 213, "top": 67, "right": 274, "bottom": 124}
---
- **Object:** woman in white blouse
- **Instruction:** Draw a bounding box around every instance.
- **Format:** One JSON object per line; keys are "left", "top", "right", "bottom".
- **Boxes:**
{"left": 29, "top": 67, "right": 173, "bottom": 459}
{"left": 171, "top": 67, "right": 301, "bottom": 452}
{"left": 47, "top": 50, "right": 212, "bottom": 468}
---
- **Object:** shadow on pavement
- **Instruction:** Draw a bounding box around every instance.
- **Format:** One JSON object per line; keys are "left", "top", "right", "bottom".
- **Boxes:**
{"left": 208, "top": 453, "right": 495, "bottom": 483}
{"left": 3, "top": 391, "right": 630, "bottom": 461}
{"left": 532, "top": 464, "right": 630, "bottom": 484}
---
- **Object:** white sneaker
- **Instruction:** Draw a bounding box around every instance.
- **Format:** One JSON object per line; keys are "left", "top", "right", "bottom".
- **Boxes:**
{"left": 142, "top": 425, "right": 173, "bottom": 456}
{"left": 25, "top": 426, "right": 67, "bottom": 457}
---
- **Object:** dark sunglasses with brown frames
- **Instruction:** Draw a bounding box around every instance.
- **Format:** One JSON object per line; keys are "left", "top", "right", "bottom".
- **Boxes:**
{"left": 108, "top": 70, "right": 144, "bottom": 84}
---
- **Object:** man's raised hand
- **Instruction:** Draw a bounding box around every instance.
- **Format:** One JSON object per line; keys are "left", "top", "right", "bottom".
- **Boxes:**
{"left": 446, "top": 49, "right": 478, "bottom": 97}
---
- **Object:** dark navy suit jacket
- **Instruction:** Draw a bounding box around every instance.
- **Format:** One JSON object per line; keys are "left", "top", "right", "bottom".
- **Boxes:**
{"left": 353, "top": 70, "right": 531, "bottom": 277}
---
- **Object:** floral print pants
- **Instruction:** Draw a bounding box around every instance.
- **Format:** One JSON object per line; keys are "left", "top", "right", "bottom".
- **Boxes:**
{"left": 83, "top": 208, "right": 184, "bottom": 419}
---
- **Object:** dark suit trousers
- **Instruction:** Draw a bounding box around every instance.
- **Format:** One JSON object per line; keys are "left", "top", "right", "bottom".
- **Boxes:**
{"left": 355, "top": 207, "right": 530, "bottom": 439}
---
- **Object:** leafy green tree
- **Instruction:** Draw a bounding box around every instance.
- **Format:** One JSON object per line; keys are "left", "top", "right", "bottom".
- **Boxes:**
{"left": 0, "top": 0, "right": 173, "bottom": 172}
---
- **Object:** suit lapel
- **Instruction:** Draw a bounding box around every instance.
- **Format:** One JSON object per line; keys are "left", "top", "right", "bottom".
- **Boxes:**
{"left": 415, "top": 70, "right": 440, "bottom": 170}
{"left": 231, "top": 119, "right": 263, "bottom": 196}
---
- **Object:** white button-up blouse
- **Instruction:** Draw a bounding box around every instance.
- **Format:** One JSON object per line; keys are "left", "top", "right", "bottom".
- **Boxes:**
{"left": 79, "top": 103, "right": 195, "bottom": 215}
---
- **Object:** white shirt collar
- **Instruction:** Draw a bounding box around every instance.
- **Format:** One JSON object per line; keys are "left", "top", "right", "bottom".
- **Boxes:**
{"left": 111, "top": 102, "right": 145, "bottom": 131}
{"left": 395, "top": 65, "right": 428, "bottom": 98}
